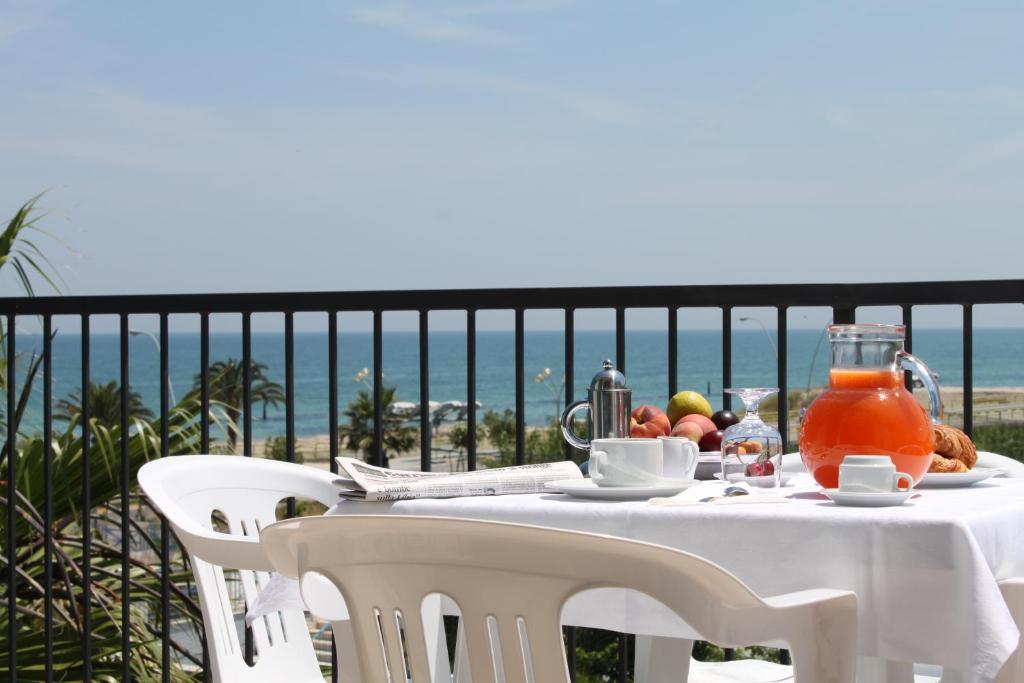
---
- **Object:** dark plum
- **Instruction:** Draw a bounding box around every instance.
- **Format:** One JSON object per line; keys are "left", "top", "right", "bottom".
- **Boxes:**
{"left": 711, "top": 410, "right": 740, "bottom": 430}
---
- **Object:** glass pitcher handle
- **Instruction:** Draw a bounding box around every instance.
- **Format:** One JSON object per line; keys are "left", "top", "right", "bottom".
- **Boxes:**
{"left": 897, "top": 350, "right": 944, "bottom": 424}
{"left": 560, "top": 400, "right": 592, "bottom": 451}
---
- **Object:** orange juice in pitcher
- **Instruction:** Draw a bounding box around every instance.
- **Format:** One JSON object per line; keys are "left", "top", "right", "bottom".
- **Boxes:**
{"left": 799, "top": 324, "right": 942, "bottom": 488}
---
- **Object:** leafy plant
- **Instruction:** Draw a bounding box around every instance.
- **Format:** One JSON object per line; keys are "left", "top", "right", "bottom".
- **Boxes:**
{"left": 264, "top": 434, "right": 304, "bottom": 464}
{"left": 0, "top": 194, "right": 62, "bottom": 297}
{"left": 55, "top": 380, "right": 155, "bottom": 431}
{"left": 973, "top": 423, "right": 1024, "bottom": 462}
{"left": 1, "top": 379, "right": 235, "bottom": 679}
{"left": 339, "top": 386, "right": 417, "bottom": 467}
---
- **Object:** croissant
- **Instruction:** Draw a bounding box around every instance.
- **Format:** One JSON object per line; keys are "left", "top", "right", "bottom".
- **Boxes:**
{"left": 930, "top": 424, "right": 977, "bottom": 471}
{"left": 929, "top": 452, "right": 968, "bottom": 473}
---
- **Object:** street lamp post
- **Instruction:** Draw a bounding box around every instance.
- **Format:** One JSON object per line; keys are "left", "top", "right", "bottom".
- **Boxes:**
{"left": 738, "top": 316, "right": 778, "bottom": 358}
{"left": 129, "top": 328, "right": 177, "bottom": 404}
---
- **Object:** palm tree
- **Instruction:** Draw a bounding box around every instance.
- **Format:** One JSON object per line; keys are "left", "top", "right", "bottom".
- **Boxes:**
{"left": 192, "top": 359, "right": 285, "bottom": 449}
{"left": 55, "top": 380, "right": 155, "bottom": 431}
{"left": 340, "top": 386, "right": 418, "bottom": 467}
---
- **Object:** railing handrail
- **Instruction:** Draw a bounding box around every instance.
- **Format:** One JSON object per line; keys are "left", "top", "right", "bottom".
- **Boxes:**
{"left": 2, "top": 278, "right": 1023, "bottom": 316}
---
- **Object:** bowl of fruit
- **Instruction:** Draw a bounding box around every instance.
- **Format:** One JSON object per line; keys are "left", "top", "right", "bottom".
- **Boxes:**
{"left": 629, "top": 390, "right": 741, "bottom": 480}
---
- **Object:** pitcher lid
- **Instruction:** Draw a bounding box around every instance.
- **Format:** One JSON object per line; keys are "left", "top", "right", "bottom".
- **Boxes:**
{"left": 589, "top": 359, "right": 628, "bottom": 391}
{"left": 829, "top": 323, "right": 905, "bottom": 342}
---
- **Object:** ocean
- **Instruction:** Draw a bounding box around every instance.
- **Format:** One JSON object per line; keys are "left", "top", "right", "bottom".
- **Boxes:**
{"left": 9, "top": 328, "right": 1022, "bottom": 438}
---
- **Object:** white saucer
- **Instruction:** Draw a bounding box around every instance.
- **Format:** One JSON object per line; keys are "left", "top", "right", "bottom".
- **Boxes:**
{"left": 713, "top": 472, "right": 798, "bottom": 487}
{"left": 917, "top": 467, "right": 1002, "bottom": 488}
{"left": 823, "top": 488, "right": 914, "bottom": 507}
{"left": 545, "top": 478, "right": 700, "bottom": 500}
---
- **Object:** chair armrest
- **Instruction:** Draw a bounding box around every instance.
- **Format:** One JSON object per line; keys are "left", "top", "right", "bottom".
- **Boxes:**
{"left": 170, "top": 520, "right": 275, "bottom": 571}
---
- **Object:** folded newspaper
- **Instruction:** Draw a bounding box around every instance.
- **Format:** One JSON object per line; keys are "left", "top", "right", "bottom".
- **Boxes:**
{"left": 334, "top": 457, "right": 583, "bottom": 501}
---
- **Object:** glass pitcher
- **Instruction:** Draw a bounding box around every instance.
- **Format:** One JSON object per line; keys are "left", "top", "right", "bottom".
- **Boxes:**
{"left": 798, "top": 324, "right": 942, "bottom": 488}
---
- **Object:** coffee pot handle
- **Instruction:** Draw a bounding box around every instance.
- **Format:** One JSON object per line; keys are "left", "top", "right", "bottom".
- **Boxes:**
{"left": 560, "top": 400, "right": 592, "bottom": 451}
{"left": 898, "top": 350, "right": 944, "bottom": 424}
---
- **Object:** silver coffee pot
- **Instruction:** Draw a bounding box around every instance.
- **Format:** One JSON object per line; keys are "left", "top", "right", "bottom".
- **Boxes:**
{"left": 560, "top": 359, "right": 632, "bottom": 451}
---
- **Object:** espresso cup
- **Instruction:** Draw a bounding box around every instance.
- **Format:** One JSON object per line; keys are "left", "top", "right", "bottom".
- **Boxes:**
{"left": 588, "top": 438, "right": 663, "bottom": 487}
{"left": 657, "top": 436, "right": 699, "bottom": 480}
{"left": 838, "top": 455, "right": 914, "bottom": 493}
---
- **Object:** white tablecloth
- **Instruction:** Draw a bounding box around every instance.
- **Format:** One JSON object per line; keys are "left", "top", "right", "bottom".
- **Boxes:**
{"left": 256, "top": 476, "right": 1024, "bottom": 683}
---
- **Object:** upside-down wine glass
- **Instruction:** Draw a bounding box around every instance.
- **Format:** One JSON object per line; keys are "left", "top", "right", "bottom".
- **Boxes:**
{"left": 721, "top": 388, "right": 783, "bottom": 488}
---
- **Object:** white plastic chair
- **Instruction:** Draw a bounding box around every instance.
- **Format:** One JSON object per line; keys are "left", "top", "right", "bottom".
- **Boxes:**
{"left": 138, "top": 455, "right": 340, "bottom": 683}
{"left": 261, "top": 514, "right": 859, "bottom": 683}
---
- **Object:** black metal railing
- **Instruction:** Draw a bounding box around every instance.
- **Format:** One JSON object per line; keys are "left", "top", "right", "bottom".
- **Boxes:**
{"left": 2, "top": 278, "right": 1023, "bottom": 682}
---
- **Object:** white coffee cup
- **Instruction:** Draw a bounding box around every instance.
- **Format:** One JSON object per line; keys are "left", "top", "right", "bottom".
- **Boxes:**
{"left": 657, "top": 436, "right": 699, "bottom": 480}
{"left": 838, "top": 455, "right": 914, "bottom": 493}
{"left": 588, "top": 438, "right": 663, "bottom": 487}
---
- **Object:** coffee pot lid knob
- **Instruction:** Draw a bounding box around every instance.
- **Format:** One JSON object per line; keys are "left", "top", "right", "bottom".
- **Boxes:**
{"left": 589, "top": 359, "right": 628, "bottom": 392}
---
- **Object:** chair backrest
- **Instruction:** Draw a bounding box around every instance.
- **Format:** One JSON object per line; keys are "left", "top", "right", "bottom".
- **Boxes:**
{"left": 138, "top": 455, "right": 339, "bottom": 683}
{"left": 262, "top": 515, "right": 858, "bottom": 683}
{"left": 979, "top": 451, "right": 1024, "bottom": 478}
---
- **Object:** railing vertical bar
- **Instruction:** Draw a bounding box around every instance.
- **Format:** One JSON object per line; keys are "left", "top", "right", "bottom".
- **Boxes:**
{"left": 615, "top": 307, "right": 626, "bottom": 373}
{"left": 42, "top": 315, "right": 53, "bottom": 682}
{"left": 285, "top": 312, "right": 296, "bottom": 518}
{"left": 241, "top": 312, "right": 253, "bottom": 666}
{"left": 467, "top": 309, "right": 477, "bottom": 471}
{"left": 668, "top": 307, "right": 678, "bottom": 399}
{"left": 618, "top": 633, "right": 629, "bottom": 682}
{"left": 159, "top": 314, "right": 171, "bottom": 683}
{"left": 200, "top": 313, "right": 210, "bottom": 454}
{"left": 903, "top": 305, "right": 914, "bottom": 391}
{"left": 329, "top": 313, "right": 339, "bottom": 474}
{"left": 80, "top": 315, "right": 92, "bottom": 681}
{"left": 833, "top": 306, "right": 856, "bottom": 325}
{"left": 777, "top": 307, "right": 788, "bottom": 451}
{"left": 119, "top": 313, "right": 130, "bottom": 681}
{"left": 963, "top": 305, "right": 973, "bottom": 437}
{"left": 419, "top": 310, "right": 431, "bottom": 472}
{"left": 722, "top": 307, "right": 732, "bottom": 410}
{"left": 373, "top": 310, "right": 383, "bottom": 467}
{"left": 515, "top": 308, "right": 525, "bottom": 466}
{"left": 199, "top": 324, "right": 211, "bottom": 680}
{"left": 566, "top": 625, "right": 577, "bottom": 682}
{"left": 5, "top": 314, "right": 15, "bottom": 682}
{"left": 242, "top": 312, "right": 252, "bottom": 457}
{"left": 564, "top": 308, "right": 574, "bottom": 461}
{"left": 328, "top": 311, "right": 339, "bottom": 683}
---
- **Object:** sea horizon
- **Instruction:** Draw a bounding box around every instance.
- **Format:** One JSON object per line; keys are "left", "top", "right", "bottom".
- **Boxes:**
{"left": 9, "top": 327, "right": 1020, "bottom": 438}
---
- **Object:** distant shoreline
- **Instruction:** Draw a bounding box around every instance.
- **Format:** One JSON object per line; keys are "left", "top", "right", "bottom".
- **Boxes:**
{"left": 233, "top": 385, "right": 1024, "bottom": 462}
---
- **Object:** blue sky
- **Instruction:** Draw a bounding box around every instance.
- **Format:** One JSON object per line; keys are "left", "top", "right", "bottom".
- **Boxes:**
{"left": 1, "top": 1, "right": 1022, "bottom": 330}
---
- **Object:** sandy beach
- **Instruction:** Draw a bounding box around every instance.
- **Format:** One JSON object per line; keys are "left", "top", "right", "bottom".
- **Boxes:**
{"left": 233, "top": 386, "right": 1024, "bottom": 469}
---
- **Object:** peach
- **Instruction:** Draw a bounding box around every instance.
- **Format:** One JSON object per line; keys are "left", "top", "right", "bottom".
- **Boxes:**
{"left": 630, "top": 405, "right": 671, "bottom": 438}
{"left": 678, "top": 413, "right": 717, "bottom": 435}
{"left": 670, "top": 420, "right": 704, "bottom": 442}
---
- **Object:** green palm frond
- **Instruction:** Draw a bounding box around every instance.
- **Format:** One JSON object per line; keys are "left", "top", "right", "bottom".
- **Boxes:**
{"left": 0, "top": 193, "right": 64, "bottom": 297}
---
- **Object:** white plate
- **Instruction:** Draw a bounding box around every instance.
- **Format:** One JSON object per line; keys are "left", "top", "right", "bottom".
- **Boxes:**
{"left": 694, "top": 453, "right": 722, "bottom": 481}
{"left": 823, "top": 488, "right": 914, "bottom": 507}
{"left": 917, "top": 467, "right": 1003, "bottom": 488}
{"left": 713, "top": 472, "right": 798, "bottom": 487}
{"left": 545, "top": 478, "right": 701, "bottom": 500}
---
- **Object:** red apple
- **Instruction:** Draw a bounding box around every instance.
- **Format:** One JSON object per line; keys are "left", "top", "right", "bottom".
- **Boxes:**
{"left": 698, "top": 429, "right": 724, "bottom": 452}
{"left": 678, "top": 413, "right": 717, "bottom": 435}
{"left": 670, "top": 420, "right": 704, "bottom": 442}
{"left": 630, "top": 405, "right": 671, "bottom": 438}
